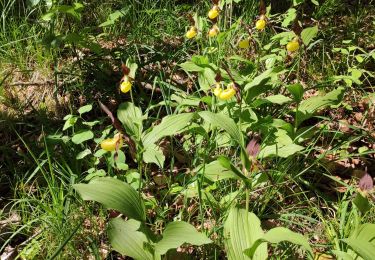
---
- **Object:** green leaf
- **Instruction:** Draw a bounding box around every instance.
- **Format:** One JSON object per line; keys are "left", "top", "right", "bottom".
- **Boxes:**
{"left": 126, "top": 60, "right": 138, "bottom": 79}
{"left": 244, "top": 68, "right": 276, "bottom": 92}
{"left": 343, "top": 238, "right": 375, "bottom": 260}
{"left": 198, "top": 68, "right": 216, "bottom": 90}
{"left": 108, "top": 218, "right": 153, "bottom": 260}
{"left": 73, "top": 177, "right": 146, "bottom": 221}
{"left": 282, "top": 8, "right": 297, "bottom": 27}
{"left": 118, "top": 102, "right": 143, "bottom": 139}
{"left": 293, "top": 0, "right": 305, "bottom": 6}
{"left": 199, "top": 160, "right": 237, "bottom": 181}
{"left": 78, "top": 104, "right": 92, "bottom": 115}
{"left": 76, "top": 148, "right": 91, "bottom": 160}
{"left": 332, "top": 250, "right": 354, "bottom": 260}
{"left": 264, "top": 95, "right": 292, "bottom": 105}
{"left": 143, "top": 144, "right": 165, "bottom": 167}
{"left": 72, "top": 130, "right": 94, "bottom": 144}
{"left": 287, "top": 83, "right": 304, "bottom": 103}
{"left": 154, "top": 221, "right": 212, "bottom": 255}
{"left": 356, "top": 223, "right": 375, "bottom": 242}
{"left": 301, "top": 26, "right": 318, "bottom": 46}
{"left": 245, "top": 227, "right": 313, "bottom": 258}
{"left": 296, "top": 87, "right": 345, "bottom": 126}
{"left": 142, "top": 113, "right": 194, "bottom": 147}
{"left": 85, "top": 169, "right": 106, "bottom": 181}
{"left": 217, "top": 156, "right": 251, "bottom": 186}
{"left": 271, "top": 31, "right": 296, "bottom": 45}
{"left": 224, "top": 207, "right": 267, "bottom": 260}
{"left": 199, "top": 111, "right": 244, "bottom": 147}
{"left": 259, "top": 143, "right": 304, "bottom": 158}
{"left": 353, "top": 193, "right": 371, "bottom": 214}
{"left": 99, "top": 7, "right": 128, "bottom": 27}
{"left": 191, "top": 55, "right": 210, "bottom": 66}
{"left": 179, "top": 61, "right": 205, "bottom": 72}
{"left": 63, "top": 116, "right": 77, "bottom": 131}
{"left": 259, "top": 129, "right": 304, "bottom": 158}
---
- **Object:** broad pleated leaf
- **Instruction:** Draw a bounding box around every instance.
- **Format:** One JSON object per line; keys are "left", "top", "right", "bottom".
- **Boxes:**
{"left": 356, "top": 223, "right": 375, "bottom": 242}
{"left": 287, "top": 83, "right": 304, "bottom": 103}
{"left": 343, "top": 238, "right": 375, "bottom": 260}
{"left": 198, "top": 160, "right": 237, "bottom": 181}
{"left": 218, "top": 156, "right": 251, "bottom": 187}
{"left": 332, "top": 250, "right": 355, "bottom": 260}
{"left": 117, "top": 102, "right": 143, "bottom": 139}
{"left": 259, "top": 143, "right": 305, "bottom": 158}
{"left": 199, "top": 111, "right": 244, "bottom": 147}
{"left": 142, "top": 113, "right": 195, "bottom": 147}
{"left": 296, "top": 87, "right": 344, "bottom": 126}
{"left": 108, "top": 218, "right": 154, "bottom": 260}
{"left": 74, "top": 177, "right": 145, "bottom": 221}
{"left": 245, "top": 227, "right": 313, "bottom": 258}
{"left": 154, "top": 221, "right": 212, "bottom": 255}
{"left": 224, "top": 207, "right": 267, "bottom": 260}
{"left": 244, "top": 68, "right": 275, "bottom": 91}
{"left": 344, "top": 223, "right": 375, "bottom": 260}
{"left": 264, "top": 95, "right": 292, "bottom": 105}
{"left": 143, "top": 144, "right": 165, "bottom": 167}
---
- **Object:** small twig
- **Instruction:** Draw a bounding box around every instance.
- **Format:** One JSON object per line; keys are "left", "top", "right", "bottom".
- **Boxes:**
{"left": 8, "top": 81, "right": 54, "bottom": 87}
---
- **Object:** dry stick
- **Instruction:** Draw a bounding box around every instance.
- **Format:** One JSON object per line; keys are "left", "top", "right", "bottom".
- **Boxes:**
{"left": 8, "top": 81, "right": 54, "bottom": 86}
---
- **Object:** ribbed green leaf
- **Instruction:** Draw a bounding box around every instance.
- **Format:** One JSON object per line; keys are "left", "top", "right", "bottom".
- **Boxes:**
{"left": 117, "top": 102, "right": 143, "bottom": 139}
{"left": 259, "top": 143, "right": 305, "bottom": 158}
{"left": 142, "top": 113, "right": 194, "bottom": 147}
{"left": 155, "top": 221, "right": 212, "bottom": 255}
{"left": 73, "top": 177, "right": 145, "bottom": 221}
{"left": 343, "top": 238, "right": 375, "bottom": 260}
{"left": 357, "top": 223, "right": 375, "bottom": 242}
{"left": 245, "top": 227, "right": 313, "bottom": 258}
{"left": 108, "top": 218, "right": 154, "bottom": 260}
{"left": 224, "top": 207, "right": 267, "bottom": 260}
{"left": 199, "top": 111, "right": 244, "bottom": 147}
{"left": 296, "top": 87, "right": 344, "bottom": 126}
{"left": 264, "top": 95, "right": 292, "bottom": 105}
{"left": 217, "top": 156, "right": 251, "bottom": 187}
{"left": 332, "top": 250, "right": 354, "bottom": 260}
{"left": 198, "top": 160, "right": 237, "bottom": 181}
{"left": 287, "top": 83, "right": 304, "bottom": 103}
{"left": 301, "top": 26, "right": 318, "bottom": 46}
{"left": 143, "top": 144, "right": 165, "bottom": 167}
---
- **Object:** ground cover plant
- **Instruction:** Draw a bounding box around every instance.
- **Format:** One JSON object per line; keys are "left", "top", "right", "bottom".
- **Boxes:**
{"left": 0, "top": 0, "right": 374, "bottom": 259}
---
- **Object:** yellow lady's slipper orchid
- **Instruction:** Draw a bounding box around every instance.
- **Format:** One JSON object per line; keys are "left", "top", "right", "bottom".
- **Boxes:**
{"left": 286, "top": 38, "right": 300, "bottom": 52}
{"left": 208, "top": 5, "right": 220, "bottom": 19}
{"left": 238, "top": 38, "right": 250, "bottom": 49}
{"left": 208, "top": 25, "right": 219, "bottom": 38}
{"left": 219, "top": 83, "right": 236, "bottom": 100}
{"left": 100, "top": 133, "right": 123, "bottom": 151}
{"left": 255, "top": 15, "right": 266, "bottom": 30}
{"left": 213, "top": 83, "right": 223, "bottom": 97}
{"left": 120, "top": 76, "right": 132, "bottom": 93}
{"left": 186, "top": 26, "right": 197, "bottom": 39}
